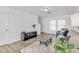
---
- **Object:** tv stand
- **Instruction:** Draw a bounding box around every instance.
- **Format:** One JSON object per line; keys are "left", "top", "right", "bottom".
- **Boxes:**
{"left": 21, "top": 31, "right": 37, "bottom": 41}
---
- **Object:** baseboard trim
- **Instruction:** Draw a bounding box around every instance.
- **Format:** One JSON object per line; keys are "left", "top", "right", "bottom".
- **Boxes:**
{"left": 71, "top": 30, "right": 79, "bottom": 34}
{"left": 0, "top": 39, "right": 20, "bottom": 46}
{"left": 41, "top": 32, "right": 51, "bottom": 35}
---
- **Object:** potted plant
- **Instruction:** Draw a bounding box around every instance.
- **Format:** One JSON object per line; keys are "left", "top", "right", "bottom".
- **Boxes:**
{"left": 54, "top": 38, "right": 75, "bottom": 53}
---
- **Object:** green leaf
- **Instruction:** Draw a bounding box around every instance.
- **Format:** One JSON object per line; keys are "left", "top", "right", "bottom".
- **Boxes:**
{"left": 54, "top": 38, "right": 75, "bottom": 53}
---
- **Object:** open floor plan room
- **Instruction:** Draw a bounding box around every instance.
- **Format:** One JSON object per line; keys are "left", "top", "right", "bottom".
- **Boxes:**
{"left": 0, "top": 6, "right": 79, "bottom": 53}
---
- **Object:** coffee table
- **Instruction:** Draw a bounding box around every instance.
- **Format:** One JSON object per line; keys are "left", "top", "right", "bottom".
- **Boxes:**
{"left": 38, "top": 35, "right": 53, "bottom": 47}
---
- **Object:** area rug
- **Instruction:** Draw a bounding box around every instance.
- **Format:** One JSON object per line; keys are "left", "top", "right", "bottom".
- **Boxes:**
{"left": 20, "top": 41, "right": 55, "bottom": 53}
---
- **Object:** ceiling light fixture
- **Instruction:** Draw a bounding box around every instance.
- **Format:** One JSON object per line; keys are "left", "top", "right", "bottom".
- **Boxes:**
{"left": 41, "top": 7, "right": 51, "bottom": 14}
{"left": 42, "top": 7, "right": 49, "bottom": 12}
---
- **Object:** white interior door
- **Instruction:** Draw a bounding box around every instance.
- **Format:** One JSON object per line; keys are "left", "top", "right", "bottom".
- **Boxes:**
{"left": 3, "top": 13, "right": 9, "bottom": 43}
{"left": 0, "top": 13, "right": 9, "bottom": 45}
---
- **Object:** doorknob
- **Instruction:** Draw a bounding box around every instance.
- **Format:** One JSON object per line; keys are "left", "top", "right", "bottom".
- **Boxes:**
{"left": 5, "top": 29, "right": 8, "bottom": 31}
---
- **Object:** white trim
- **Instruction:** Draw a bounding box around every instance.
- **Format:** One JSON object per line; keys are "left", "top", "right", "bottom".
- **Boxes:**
{"left": 0, "top": 39, "right": 20, "bottom": 46}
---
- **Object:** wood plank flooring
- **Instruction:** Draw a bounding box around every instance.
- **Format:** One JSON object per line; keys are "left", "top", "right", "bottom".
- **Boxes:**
{"left": 0, "top": 37, "right": 37, "bottom": 53}
{"left": 0, "top": 31, "right": 79, "bottom": 53}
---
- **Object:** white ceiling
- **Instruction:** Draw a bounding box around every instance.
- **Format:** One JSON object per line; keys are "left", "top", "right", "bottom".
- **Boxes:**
{"left": 10, "top": 6, "right": 79, "bottom": 18}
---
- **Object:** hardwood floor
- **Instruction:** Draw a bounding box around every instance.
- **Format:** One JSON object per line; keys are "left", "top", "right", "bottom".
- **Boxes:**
{"left": 0, "top": 37, "right": 37, "bottom": 53}
{"left": 0, "top": 31, "right": 79, "bottom": 53}
{"left": 70, "top": 31, "right": 79, "bottom": 48}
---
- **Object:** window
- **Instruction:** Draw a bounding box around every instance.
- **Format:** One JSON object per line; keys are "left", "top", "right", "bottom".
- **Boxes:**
{"left": 57, "top": 20, "right": 65, "bottom": 30}
{"left": 49, "top": 19, "right": 65, "bottom": 31}
{"left": 49, "top": 20, "right": 56, "bottom": 30}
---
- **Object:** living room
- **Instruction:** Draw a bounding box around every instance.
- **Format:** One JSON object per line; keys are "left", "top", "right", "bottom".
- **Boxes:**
{"left": 0, "top": 6, "right": 79, "bottom": 53}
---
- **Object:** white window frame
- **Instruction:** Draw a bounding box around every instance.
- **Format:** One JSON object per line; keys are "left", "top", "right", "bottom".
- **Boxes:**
{"left": 57, "top": 19, "right": 65, "bottom": 31}
{"left": 49, "top": 19, "right": 65, "bottom": 31}
{"left": 49, "top": 20, "right": 56, "bottom": 31}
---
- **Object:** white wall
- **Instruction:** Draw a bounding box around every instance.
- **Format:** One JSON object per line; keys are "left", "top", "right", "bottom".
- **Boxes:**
{"left": 0, "top": 7, "right": 40, "bottom": 45}
{"left": 41, "top": 16, "right": 71, "bottom": 34}
{"left": 9, "top": 8, "right": 39, "bottom": 42}
{"left": 70, "top": 13, "right": 79, "bottom": 32}
{"left": 70, "top": 13, "right": 79, "bottom": 26}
